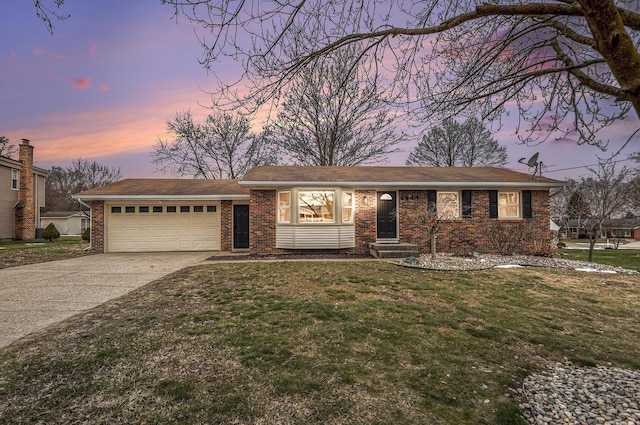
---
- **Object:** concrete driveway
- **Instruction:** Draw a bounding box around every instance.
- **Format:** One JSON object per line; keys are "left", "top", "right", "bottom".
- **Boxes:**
{"left": 0, "top": 252, "right": 212, "bottom": 348}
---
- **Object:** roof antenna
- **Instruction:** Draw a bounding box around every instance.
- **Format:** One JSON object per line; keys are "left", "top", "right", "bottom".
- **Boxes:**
{"left": 518, "top": 152, "right": 545, "bottom": 179}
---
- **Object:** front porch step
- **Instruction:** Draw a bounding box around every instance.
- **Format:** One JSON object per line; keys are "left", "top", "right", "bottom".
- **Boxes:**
{"left": 369, "top": 243, "right": 420, "bottom": 259}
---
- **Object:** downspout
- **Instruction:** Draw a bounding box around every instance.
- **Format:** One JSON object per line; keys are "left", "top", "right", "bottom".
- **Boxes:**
{"left": 76, "top": 198, "right": 92, "bottom": 251}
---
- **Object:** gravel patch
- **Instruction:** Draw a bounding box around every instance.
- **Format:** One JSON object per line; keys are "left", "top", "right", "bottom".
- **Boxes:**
{"left": 399, "top": 253, "right": 638, "bottom": 274}
{"left": 517, "top": 363, "right": 640, "bottom": 425}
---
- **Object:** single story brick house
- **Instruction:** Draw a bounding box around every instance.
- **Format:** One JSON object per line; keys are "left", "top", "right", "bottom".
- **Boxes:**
{"left": 75, "top": 166, "right": 564, "bottom": 255}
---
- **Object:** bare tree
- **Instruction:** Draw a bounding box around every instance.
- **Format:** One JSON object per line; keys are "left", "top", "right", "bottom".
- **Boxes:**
{"left": 163, "top": 0, "right": 640, "bottom": 146}
{"left": 266, "top": 46, "right": 403, "bottom": 166}
{"left": 32, "top": 0, "right": 70, "bottom": 34}
{"left": 406, "top": 118, "right": 507, "bottom": 167}
{"left": 152, "top": 110, "right": 277, "bottom": 179}
{"left": 578, "top": 160, "right": 634, "bottom": 262}
{"left": 46, "top": 159, "right": 122, "bottom": 211}
{"left": 0, "top": 136, "right": 17, "bottom": 159}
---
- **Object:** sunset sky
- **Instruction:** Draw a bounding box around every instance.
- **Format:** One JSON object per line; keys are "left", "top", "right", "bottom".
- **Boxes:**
{"left": 1, "top": 1, "right": 638, "bottom": 180}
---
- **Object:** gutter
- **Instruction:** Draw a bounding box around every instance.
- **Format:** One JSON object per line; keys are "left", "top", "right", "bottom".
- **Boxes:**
{"left": 72, "top": 194, "right": 250, "bottom": 201}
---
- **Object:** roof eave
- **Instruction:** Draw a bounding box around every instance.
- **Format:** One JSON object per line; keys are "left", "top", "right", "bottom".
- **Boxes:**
{"left": 239, "top": 180, "right": 566, "bottom": 189}
{"left": 73, "top": 194, "right": 250, "bottom": 201}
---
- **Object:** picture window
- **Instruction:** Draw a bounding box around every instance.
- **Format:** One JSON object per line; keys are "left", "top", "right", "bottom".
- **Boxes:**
{"left": 298, "top": 191, "right": 335, "bottom": 223}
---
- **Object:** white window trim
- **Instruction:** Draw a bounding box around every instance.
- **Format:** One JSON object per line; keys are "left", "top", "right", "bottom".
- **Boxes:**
{"left": 342, "top": 191, "right": 354, "bottom": 224}
{"left": 277, "top": 191, "right": 291, "bottom": 224}
{"left": 11, "top": 169, "right": 19, "bottom": 191}
{"left": 277, "top": 188, "right": 356, "bottom": 225}
{"left": 498, "top": 191, "right": 521, "bottom": 219}
{"left": 437, "top": 191, "right": 460, "bottom": 219}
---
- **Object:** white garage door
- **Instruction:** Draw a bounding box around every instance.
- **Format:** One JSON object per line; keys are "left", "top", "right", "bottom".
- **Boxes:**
{"left": 106, "top": 202, "right": 221, "bottom": 252}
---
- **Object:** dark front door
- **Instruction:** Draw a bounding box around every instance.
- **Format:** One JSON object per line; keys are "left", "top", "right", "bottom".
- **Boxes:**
{"left": 376, "top": 191, "right": 397, "bottom": 239}
{"left": 233, "top": 204, "right": 250, "bottom": 249}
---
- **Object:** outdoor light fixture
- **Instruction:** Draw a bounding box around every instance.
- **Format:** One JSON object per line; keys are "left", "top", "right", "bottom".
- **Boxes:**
{"left": 363, "top": 195, "right": 368, "bottom": 205}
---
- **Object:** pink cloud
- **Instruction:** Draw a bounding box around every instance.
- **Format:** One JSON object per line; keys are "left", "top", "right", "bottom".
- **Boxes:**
{"left": 34, "top": 48, "right": 47, "bottom": 55}
{"left": 89, "top": 44, "right": 98, "bottom": 54}
{"left": 72, "top": 77, "right": 91, "bottom": 89}
{"left": 98, "top": 84, "right": 110, "bottom": 92}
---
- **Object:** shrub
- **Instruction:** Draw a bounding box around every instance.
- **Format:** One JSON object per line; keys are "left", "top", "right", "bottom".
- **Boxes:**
{"left": 82, "top": 227, "right": 90, "bottom": 242}
{"left": 42, "top": 223, "right": 60, "bottom": 242}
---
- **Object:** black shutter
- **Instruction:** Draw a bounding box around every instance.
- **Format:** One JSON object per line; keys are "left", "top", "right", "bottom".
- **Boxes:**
{"left": 462, "top": 190, "right": 472, "bottom": 218}
{"left": 427, "top": 190, "right": 437, "bottom": 213}
{"left": 489, "top": 190, "right": 498, "bottom": 218}
{"left": 522, "top": 190, "right": 533, "bottom": 218}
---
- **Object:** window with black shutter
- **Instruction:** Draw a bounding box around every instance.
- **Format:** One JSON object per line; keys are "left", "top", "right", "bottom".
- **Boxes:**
{"left": 462, "top": 190, "right": 472, "bottom": 218}
{"left": 427, "top": 190, "right": 437, "bottom": 213}
{"left": 489, "top": 190, "right": 498, "bottom": 218}
{"left": 522, "top": 190, "right": 533, "bottom": 218}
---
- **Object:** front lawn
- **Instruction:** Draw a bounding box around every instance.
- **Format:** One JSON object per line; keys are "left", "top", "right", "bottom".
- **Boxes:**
{"left": 559, "top": 248, "right": 640, "bottom": 272}
{"left": 0, "top": 262, "right": 638, "bottom": 424}
{"left": 0, "top": 237, "right": 91, "bottom": 268}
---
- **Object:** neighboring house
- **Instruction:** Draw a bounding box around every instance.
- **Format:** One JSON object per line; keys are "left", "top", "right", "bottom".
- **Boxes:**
{"left": 565, "top": 218, "right": 640, "bottom": 241}
{"left": 0, "top": 140, "right": 48, "bottom": 240}
{"left": 76, "top": 166, "right": 564, "bottom": 255}
{"left": 40, "top": 211, "right": 90, "bottom": 236}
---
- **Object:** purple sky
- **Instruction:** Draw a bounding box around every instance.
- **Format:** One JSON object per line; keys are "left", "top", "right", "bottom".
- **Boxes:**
{"left": 1, "top": 1, "right": 638, "bottom": 180}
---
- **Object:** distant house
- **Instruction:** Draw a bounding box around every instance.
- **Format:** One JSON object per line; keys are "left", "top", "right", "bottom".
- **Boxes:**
{"left": 0, "top": 140, "right": 48, "bottom": 240}
{"left": 40, "top": 211, "right": 90, "bottom": 236}
{"left": 565, "top": 218, "right": 640, "bottom": 241}
{"left": 76, "top": 166, "right": 564, "bottom": 256}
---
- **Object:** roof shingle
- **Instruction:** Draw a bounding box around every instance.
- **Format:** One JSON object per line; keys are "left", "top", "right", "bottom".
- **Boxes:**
{"left": 241, "top": 166, "right": 564, "bottom": 187}
{"left": 76, "top": 179, "right": 249, "bottom": 197}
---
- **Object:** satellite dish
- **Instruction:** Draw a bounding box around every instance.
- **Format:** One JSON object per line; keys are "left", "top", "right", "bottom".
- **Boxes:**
{"left": 518, "top": 152, "right": 539, "bottom": 167}
{"left": 518, "top": 153, "right": 543, "bottom": 178}
{"left": 526, "top": 152, "right": 539, "bottom": 167}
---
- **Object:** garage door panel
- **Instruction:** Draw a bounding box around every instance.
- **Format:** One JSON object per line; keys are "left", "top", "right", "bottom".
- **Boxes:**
{"left": 107, "top": 202, "right": 221, "bottom": 252}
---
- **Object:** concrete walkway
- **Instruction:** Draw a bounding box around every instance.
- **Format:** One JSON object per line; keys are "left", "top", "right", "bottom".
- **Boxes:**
{"left": 0, "top": 252, "right": 212, "bottom": 348}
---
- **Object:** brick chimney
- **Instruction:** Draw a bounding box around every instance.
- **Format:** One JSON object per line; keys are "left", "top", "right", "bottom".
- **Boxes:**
{"left": 15, "top": 139, "right": 35, "bottom": 240}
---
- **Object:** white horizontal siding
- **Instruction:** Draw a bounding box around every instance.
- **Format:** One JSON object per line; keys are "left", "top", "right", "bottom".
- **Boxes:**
{"left": 276, "top": 225, "right": 355, "bottom": 249}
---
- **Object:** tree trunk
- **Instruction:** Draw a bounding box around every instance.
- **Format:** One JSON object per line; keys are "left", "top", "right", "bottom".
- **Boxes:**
{"left": 431, "top": 233, "right": 437, "bottom": 260}
{"left": 588, "top": 234, "right": 596, "bottom": 262}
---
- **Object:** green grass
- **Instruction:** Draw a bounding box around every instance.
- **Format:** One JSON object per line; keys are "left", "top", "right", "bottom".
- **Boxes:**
{"left": 558, "top": 248, "right": 640, "bottom": 271}
{"left": 0, "top": 237, "right": 91, "bottom": 268}
{"left": 0, "top": 262, "right": 638, "bottom": 424}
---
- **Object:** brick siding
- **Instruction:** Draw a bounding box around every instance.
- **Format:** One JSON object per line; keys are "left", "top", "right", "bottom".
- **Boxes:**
{"left": 15, "top": 142, "right": 35, "bottom": 240}
{"left": 249, "top": 190, "right": 277, "bottom": 254}
{"left": 220, "top": 200, "right": 232, "bottom": 251}
{"left": 90, "top": 200, "right": 105, "bottom": 253}
{"left": 250, "top": 188, "right": 552, "bottom": 256}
